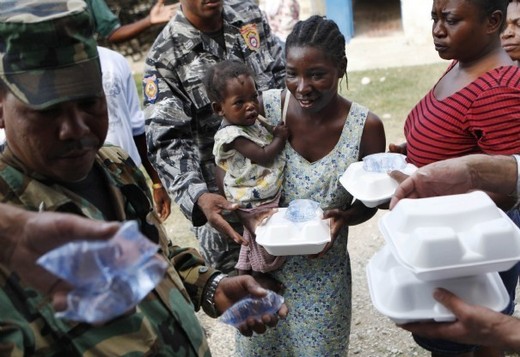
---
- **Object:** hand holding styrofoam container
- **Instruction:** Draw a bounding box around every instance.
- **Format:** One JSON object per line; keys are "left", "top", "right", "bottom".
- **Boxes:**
{"left": 255, "top": 200, "right": 331, "bottom": 256}
{"left": 366, "top": 245, "right": 509, "bottom": 324}
{"left": 366, "top": 191, "right": 520, "bottom": 324}
{"left": 339, "top": 153, "right": 417, "bottom": 208}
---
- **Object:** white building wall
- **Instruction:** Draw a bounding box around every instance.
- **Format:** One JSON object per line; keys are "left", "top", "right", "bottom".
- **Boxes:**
{"left": 298, "top": 0, "right": 432, "bottom": 44}
{"left": 401, "top": 0, "right": 432, "bottom": 44}
{"left": 300, "top": 0, "right": 325, "bottom": 19}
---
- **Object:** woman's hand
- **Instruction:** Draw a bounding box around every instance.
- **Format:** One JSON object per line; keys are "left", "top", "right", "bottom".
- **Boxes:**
{"left": 388, "top": 142, "right": 407, "bottom": 155}
{"left": 311, "top": 201, "right": 377, "bottom": 258}
{"left": 236, "top": 208, "right": 278, "bottom": 242}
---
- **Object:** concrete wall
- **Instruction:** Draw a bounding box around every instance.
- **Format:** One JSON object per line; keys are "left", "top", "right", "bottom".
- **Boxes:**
{"left": 258, "top": 0, "right": 324, "bottom": 20}
{"left": 297, "top": 0, "right": 432, "bottom": 44}
{"left": 401, "top": 0, "right": 432, "bottom": 44}
{"left": 299, "top": 0, "right": 325, "bottom": 19}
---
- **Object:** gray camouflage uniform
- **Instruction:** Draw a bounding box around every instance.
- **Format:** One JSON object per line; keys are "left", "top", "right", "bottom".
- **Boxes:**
{"left": 143, "top": 0, "right": 285, "bottom": 272}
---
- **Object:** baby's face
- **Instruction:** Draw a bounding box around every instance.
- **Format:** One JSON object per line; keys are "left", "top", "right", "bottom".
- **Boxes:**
{"left": 218, "top": 74, "right": 259, "bottom": 126}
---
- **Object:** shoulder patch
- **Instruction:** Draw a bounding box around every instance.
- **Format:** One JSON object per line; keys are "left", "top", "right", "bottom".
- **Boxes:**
{"left": 143, "top": 75, "right": 159, "bottom": 104}
{"left": 240, "top": 24, "right": 260, "bottom": 51}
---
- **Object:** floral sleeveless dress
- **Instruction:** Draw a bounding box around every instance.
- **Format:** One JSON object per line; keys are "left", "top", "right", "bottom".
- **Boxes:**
{"left": 235, "top": 89, "right": 368, "bottom": 356}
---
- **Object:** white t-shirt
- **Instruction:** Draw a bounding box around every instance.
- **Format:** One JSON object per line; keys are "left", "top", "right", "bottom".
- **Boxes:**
{"left": 98, "top": 46, "right": 144, "bottom": 166}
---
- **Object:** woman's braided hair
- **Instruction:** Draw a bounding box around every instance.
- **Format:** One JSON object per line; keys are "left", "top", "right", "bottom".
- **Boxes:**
{"left": 285, "top": 15, "right": 347, "bottom": 77}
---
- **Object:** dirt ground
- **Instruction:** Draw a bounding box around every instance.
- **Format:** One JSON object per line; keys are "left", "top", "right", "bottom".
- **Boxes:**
{"left": 157, "top": 67, "right": 520, "bottom": 354}
{"left": 154, "top": 32, "right": 519, "bottom": 354}
{"left": 163, "top": 204, "right": 520, "bottom": 357}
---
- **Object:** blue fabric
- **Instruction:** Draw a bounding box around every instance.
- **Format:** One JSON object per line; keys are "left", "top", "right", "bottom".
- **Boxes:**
{"left": 503, "top": 207, "right": 520, "bottom": 312}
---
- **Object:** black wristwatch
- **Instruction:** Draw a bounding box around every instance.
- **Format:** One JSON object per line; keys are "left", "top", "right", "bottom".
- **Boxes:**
{"left": 202, "top": 273, "right": 227, "bottom": 318}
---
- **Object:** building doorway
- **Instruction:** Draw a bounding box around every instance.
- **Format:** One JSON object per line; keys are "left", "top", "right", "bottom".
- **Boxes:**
{"left": 353, "top": 0, "right": 403, "bottom": 38}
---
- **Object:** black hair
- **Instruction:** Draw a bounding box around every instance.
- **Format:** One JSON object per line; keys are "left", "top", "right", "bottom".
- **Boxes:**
{"left": 472, "top": 0, "right": 508, "bottom": 31}
{"left": 285, "top": 15, "right": 347, "bottom": 76}
{"left": 474, "top": 0, "right": 508, "bottom": 16}
{"left": 0, "top": 78, "right": 6, "bottom": 95}
{"left": 203, "top": 60, "right": 255, "bottom": 103}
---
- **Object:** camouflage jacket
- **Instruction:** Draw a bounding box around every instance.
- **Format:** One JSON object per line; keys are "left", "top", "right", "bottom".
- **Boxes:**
{"left": 143, "top": 0, "right": 286, "bottom": 226}
{"left": 0, "top": 146, "right": 215, "bottom": 356}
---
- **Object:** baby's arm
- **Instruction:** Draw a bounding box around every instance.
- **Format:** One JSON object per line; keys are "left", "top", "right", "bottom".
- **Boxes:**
{"left": 229, "top": 124, "right": 288, "bottom": 167}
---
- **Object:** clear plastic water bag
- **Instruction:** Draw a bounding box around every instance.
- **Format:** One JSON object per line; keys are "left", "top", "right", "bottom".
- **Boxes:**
{"left": 284, "top": 199, "right": 322, "bottom": 222}
{"left": 37, "top": 221, "right": 167, "bottom": 324}
{"left": 362, "top": 153, "right": 407, "bottom": 173}
{"left": 219, "top": 290, "right": 285, "bottom": 328}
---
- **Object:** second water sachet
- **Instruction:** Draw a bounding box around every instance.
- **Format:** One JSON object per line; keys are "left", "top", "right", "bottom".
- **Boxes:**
{"left": 37, "top": 221, "right": 167, "bottom": 324}
{"left": 219, "top": 290, "right": 285, "bottom": 327}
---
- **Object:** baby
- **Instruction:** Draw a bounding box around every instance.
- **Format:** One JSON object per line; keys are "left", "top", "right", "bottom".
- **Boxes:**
{"left": 205, "top": 60, "right": 288, "bottom": 274}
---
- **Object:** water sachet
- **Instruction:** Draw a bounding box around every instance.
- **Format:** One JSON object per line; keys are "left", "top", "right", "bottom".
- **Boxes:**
{"left": 37, "top": 220, "right": 167, "bottom": 324}
{"left": 284, "top": 199, "right": 322, "bottom": 222}
{"left": 219, "top": 290, "right": 285, "bottom": 328}
{"left": 362, "top": 153, "right": 407, "bottom": 173}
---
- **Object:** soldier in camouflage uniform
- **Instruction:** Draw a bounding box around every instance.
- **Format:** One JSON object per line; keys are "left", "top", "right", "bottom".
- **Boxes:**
{"left": 143, "top": 0, "right": 286, "bottom": 273}
{"left": 0, "top": 1, "right": 287, "bottom": 355}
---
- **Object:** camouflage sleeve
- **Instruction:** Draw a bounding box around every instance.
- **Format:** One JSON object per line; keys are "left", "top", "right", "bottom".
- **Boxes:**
{"left": 260, "top": 9, "right": 286, "bottom": 90}
{"left": 165, "top": 242, "right": 217, "bottom": 310}
{"left": 143, "top": 42, "right": 208, "bottom": 226}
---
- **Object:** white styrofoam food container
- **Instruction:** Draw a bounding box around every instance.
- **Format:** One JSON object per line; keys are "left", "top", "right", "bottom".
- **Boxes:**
{"left": 366, "top": 245, "right": 509, "bottom": 324}
{"left": 255, "top": 208, "right": 331, "bottom": 256}
{"left": 339, "top": 158, "right": 417, "bottom": 208}
{"left": 380, "top": 191, "right": 520, "bottom": 280}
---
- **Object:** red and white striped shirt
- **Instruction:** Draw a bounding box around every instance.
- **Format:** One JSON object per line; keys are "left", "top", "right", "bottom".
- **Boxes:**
{"left": 405, "top": 63, "right": 520, "bottom": 167}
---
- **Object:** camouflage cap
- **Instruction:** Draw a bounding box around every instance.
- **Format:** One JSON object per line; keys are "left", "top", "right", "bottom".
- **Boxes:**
{"left": 0, "top": 0, "right": 103, "bottom": 109}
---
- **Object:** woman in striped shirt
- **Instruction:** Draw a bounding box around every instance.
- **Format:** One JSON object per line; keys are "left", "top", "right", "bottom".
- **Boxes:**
{"left": 390, "top": 1, "right": 520, "bottom": 357}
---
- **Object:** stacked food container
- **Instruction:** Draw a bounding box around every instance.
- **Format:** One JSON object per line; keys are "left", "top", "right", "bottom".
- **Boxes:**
{"left": 340, "top": 153, "right": 520, "bottom": 323}
{"left": 369, "top": 191, "right": 520, "bottom": 323}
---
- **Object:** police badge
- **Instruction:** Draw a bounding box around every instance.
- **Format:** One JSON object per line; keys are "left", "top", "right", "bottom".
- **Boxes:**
{"left": 143, "top": 74, "right": 158, "bottom": 103}
{"left": 240, "top": 23, "right": 260, "bottom": 51}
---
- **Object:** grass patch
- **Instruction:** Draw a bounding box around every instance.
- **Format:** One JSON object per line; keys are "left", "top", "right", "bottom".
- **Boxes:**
{"left": 345, "top": 62, "right": 447, "bottom": 144}
{"left": 134, "top": 75, "right": 144, "bottom": 103}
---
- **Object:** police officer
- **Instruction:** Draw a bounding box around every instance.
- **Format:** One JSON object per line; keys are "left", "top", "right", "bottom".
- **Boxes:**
{"left": 0, "top": 1, "right": 287, "bottom": 355}
{"left": 143, "top": 0, "right": 286, "bottom": 273}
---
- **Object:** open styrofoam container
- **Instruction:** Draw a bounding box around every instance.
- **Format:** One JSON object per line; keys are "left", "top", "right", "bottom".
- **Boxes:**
{"left": 339, "top": 158, "right": 417, "bottom": 208}
{"left": 366, "top": 245, "right": 509, "bottom": 324}
{"left": 379, "top": 191, "right": 520, "bottom": 280}
{"left": 255, "top": 208, "right": 331, "bottom": 256}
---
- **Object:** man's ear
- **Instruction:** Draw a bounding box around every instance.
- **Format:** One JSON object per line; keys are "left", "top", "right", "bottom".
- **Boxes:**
{"left": 212, "top": 102, "right": 224, "bottom": 117}
{"left": 488, "top": 9, "right": 503, "bottom": 34}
